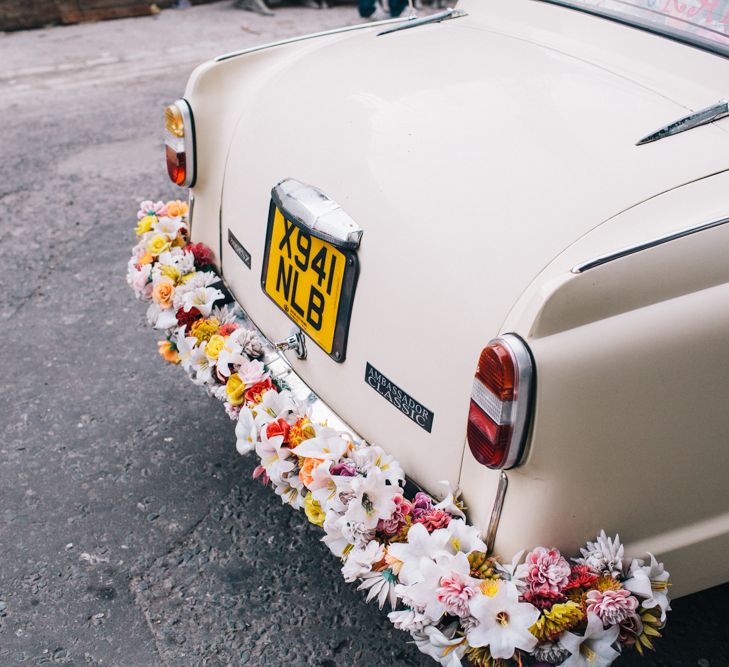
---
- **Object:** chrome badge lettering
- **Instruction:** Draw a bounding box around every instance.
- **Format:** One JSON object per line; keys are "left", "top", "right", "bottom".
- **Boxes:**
{"left": 365, "top": 363, "right": 434, "bottom": 433}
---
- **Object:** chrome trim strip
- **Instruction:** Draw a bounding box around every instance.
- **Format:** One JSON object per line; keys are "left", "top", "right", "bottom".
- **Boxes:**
{"left": 571, "top": 215, "right": 729, "bottom": 274}
{"left": 499, "top": 334, "right": 534, "bottom": 470}
{"left": 637, "top": 100, "right": 729, "bottom": 145}
{"left": 214, "top": 17, "right": 414, "bottom": 62}
{"left": 377, "top": 8, "right": 466, "bottom": 36}
{"left": 485, "top": 471, "right": 508, "bottom": 555}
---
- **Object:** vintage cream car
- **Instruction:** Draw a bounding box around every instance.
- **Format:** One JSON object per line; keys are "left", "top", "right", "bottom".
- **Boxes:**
{"left": 163, "top": 0, "right": 729, "bottom": 600}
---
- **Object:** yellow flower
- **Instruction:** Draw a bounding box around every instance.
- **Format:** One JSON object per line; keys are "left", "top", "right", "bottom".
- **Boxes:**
{"left": 146, "top": 235, "right": 171, "bottom": 257}
{"left": 190, "top": 317, "right": 220, "bottom": 343}
{"left": 595, "top": 576, "right": 622, "bottom": 592}
{"left": 181, "top": 271, "right": 197, "bottom": 283}
{"left": 304, "top": 493, "right": 325, "bottom": 527}
{"left": 226, "top": 372, "right": 247, "bottom": 406}
{"left": 480, "top": 580, "right": 500, "bottom": 598}
{"left": 206, "top": 334, "right": 225, "bottom": 360}
{"left": 157, "top": 340, "right": 180, "bottom": 365}
{"left": 172, "top": 234, "right": 186, "bottom": 248}
{"left": 137, "top": 252, "right": 154, "bottom": 266}
{"left": 530, "top": 601, "right": 584, "bottom": 642}
{"left": 289, "top": 416, "right": 316, "bottom": 447}
{"left": 136, "top": 215, "right": 156, "bottom": 236}
{"left": 159, "top": 264, "right": 181, "bottom": 284}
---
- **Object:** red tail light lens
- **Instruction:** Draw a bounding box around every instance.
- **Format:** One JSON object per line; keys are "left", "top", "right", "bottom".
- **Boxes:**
{"left": 164, "top": 99, "right": 196, "bottom": 188}
{"left": 467, "top": 334, "right": 533, "bottom": 469}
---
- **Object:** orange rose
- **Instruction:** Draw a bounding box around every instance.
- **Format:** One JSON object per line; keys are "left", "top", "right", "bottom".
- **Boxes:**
{"left": 298, "top": 457, "right": 324, "bottom": 488}
{"left": 152, "top": 279, "right": 174, "bottom": 309}
{"left": 157, "top": 340, "right": 180, "bottom": 365}
{"left": 138, "top": 253, "right": 154, "bottom": 266}
{"left": 166, "top": 200, "right": 189, "bottom": 218}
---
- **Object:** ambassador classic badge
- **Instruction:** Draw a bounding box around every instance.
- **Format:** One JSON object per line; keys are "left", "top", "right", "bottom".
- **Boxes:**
{"left": 365, "top": 363, "right": 434, "bottom": 433}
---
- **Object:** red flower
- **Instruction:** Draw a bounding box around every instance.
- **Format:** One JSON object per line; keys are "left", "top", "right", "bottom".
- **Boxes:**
{"left": 185, "top": 242, "right": 214, "bottom": 267}
{"left": 176, "top": 306, "right": 202, "bottom": 328}
{"left": 565, "top": 564, "right": 599, "bottom": 591}
{"left": 218, "top": 322, "right": 239, "bottom": 337}
{"left": 414, "top": 508, "right": 451, "bottom": 532}
{"left": 245, "top": 378, "right": 275, "bottom": 405}
{"left": 266, "top": 418, "right": 290, "bottom": 443}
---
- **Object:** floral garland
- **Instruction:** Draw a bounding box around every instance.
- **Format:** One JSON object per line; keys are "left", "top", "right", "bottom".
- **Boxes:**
{"left": 127, "top": 199, "right": 671, "bottom": 666}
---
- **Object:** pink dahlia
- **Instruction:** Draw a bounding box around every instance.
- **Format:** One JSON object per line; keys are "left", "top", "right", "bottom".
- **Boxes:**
{"left": 437, "top": 574, "right": 476, "bottom": 618}
{"left": 523, "top": 547, "right": 571, "bottom": 597}
{"left": 586, "top": 588, "right": 639, "bottom": 626}
{"left": 414, "top": 508, "right": 451, "bottom": 532}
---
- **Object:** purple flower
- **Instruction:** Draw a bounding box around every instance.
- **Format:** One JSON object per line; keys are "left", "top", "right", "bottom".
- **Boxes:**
{"left": 410, "top": 492, "right": 434, "bottom": 520}
{"left": 330, "top": 461, "right": 357, "bottom": 477}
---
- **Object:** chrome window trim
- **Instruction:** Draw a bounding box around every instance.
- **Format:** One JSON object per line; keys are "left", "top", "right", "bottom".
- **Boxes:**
{"left": 637, "top": 100, "right": 729, "bottom": 145}
{"left": 571, "top": 215, "right": 729, "bottom": 274}
{"left": 214, "top": 17, "right": 414, "bottom": 63}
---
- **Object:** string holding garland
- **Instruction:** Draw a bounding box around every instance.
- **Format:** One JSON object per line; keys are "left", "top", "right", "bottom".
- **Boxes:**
{"left": 127, "top": 199, "right": 671, "bottom": 666}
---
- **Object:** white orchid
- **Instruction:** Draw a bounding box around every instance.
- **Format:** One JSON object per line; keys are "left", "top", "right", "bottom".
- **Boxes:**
{"left": 396, "top": 551, "right": 476, "bottom": 621}
{"left": 180, "top": 284, "right": 224, "bottom": 317}
{"left": 253, "top": 388, "right": 297, "bottom": 425}
{"left": 576, "top": 530, "right": 625, "bottom": 578}
{"left": 345, "top": 468, "right": 401, "bottom": 530}
{"left": 623, "top": 553, "right": 671, "bottom": 623}
{"left": 466, "top": 581, "right": 540, "bottom": 659}
{"left": 387, "top": 523, "right": 452, "bottom": 586}
{"left": 255, "top": 430, "right": 295, "bottom": 485}
{"left": 411, "top": 624, "right": 467, "bottom": 667}
{"left": 559, "top": 613, "right": 620, "bottom": 667}
{"left": 342, "top": 540, "right": 385, "bottom": 583}
{"left": 235, "top": 407, "right": 258, "bottom": 455}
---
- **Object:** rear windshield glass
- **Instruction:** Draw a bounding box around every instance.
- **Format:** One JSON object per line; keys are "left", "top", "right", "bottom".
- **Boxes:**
{"left": 542, "top": 1, "right": 729, "bottom": 57}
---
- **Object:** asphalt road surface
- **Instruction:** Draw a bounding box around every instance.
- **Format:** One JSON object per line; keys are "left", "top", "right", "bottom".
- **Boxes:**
{"left": 1, "top": 3, "right": 727, "bottom": 665}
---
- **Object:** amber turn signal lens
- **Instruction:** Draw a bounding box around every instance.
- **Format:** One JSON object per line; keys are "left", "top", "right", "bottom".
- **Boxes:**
{"left": 165, "top": 105, "right": 185, "bottom": 138}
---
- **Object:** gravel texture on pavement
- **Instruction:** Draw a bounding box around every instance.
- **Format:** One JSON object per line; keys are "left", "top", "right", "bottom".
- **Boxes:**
{"left": 0, "top": 2, "right": 727, "bottom": 665}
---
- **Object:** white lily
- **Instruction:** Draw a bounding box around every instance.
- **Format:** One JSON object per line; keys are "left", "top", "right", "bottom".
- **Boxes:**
{"left": 348, "top": 445, "right": 404, "bottom": 485}
{"left": 387, "top": 522, "right": 451, "bottom": 586}
{"left": 235, "top": 407, "right": 258, "bottom": 455}
{"left": 180, "top": 285, "right": 224, "bottom": 317}
{"left": 411, "top": 624, "right": 467, "bottom": 667}
{"left": 345, "top": 468, "right": 401, "bottom": 530}
{"left": 623, "top": 553, "right": 671, "bottom": 623}
{"left": 396, "top": 551, "right": 475, "bottom": 622}
{"left": 466, "top": 581, "right": 540, "bottom": 659}
{"left": 433, "top": 480, "right": 466, "bottom": 520}
{"left": 152, "top": 215, "right": 185, "bottom": 238}
{"left": 189, "top": 344, "right": 213, "bottom": 385}
{"left": 174, "top": 326, "right": 197, "bottom": 370}
{"left": 293, "top": 427, "right": 350, "bottom": 461}
{"left": 443, "top": 519, "right": 487, "bottom": 556}
{"left": 559, "top": 612, "right": 620, "bottom": 667}
{"left": 255, "top": 430, "right": 295, "bottom": 485}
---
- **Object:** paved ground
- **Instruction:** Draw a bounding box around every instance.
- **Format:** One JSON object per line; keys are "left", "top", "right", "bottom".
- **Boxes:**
{"left": 0, "top": 2, "right": 727, "bottom": 666}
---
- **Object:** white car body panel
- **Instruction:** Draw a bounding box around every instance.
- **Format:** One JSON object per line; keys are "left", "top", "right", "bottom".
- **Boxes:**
{"left": 182, "top": 0, "right": 729, "bottom": 597}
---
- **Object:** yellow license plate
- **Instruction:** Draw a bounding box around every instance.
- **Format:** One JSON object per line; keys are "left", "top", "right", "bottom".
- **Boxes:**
{"left": 261, "top": 204, "right": 359, "bottom": 361}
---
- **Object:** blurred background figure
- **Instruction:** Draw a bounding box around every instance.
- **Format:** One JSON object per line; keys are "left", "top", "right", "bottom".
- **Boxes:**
{"left": 358, "top": 0, "right": 409, "bottom": 19}
{"left": 234, "top": 0, "right": 274, "bottom": 15}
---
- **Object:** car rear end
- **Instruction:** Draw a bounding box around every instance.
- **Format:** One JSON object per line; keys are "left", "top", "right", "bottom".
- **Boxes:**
{"left": 164, "top": 0, "right": 729, "bottom": 595}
